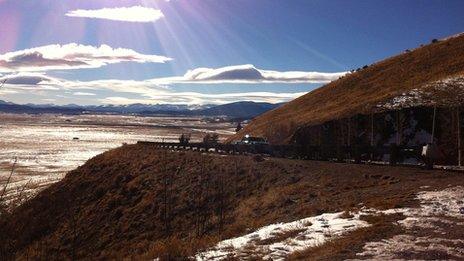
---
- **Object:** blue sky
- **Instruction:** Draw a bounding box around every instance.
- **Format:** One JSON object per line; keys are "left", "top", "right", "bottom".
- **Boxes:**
{"left": 0, "top": 0, "right": 463, "bottom": 105}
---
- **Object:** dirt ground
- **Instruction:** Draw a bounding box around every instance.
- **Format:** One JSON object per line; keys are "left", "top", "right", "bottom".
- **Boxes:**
{"left": 1, "top": 143, "right": 463, "bottom": 260}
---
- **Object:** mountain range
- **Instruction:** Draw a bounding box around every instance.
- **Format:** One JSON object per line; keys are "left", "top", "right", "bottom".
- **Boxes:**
{"left": 0, "top": 100, "right": 284, "bottom": 119}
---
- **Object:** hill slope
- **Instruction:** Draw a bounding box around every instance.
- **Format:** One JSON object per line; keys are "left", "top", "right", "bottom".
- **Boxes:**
{"left": 1, "top": 144, "right": 463, "bottom": 259}
{"left": 195, "top": 101, "right": 283, "bottom": 118}
{"left": 230, "top": 33, "right": 464, "bottom": 144}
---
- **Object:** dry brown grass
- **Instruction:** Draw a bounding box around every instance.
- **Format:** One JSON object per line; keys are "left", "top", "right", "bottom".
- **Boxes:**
{"left": 135, "top": 236, "right": 220, "bottom": 260}
{"left": 0, "top": 143, "right": 463, "bottom": 259}
{"left": 229, "top": 34, "right": 464, "bottom": 144}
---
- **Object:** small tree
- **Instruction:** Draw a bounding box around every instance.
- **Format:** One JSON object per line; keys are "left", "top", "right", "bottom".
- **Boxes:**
{"left": 203, "top": 133, "right": 219, "bottom": 145}
{"left": 235, "top": 122, "right": 243, "bottom": 133}
{"left": 178, "top": 133, "right": 191, "bottom": 145}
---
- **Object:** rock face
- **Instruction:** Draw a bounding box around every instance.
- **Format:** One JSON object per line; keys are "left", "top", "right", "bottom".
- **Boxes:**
{"left": 230, "top": 33, "right": 464, "bottom": 144}
{"left": 291, "top": 106, "right": 463, "bottom": 165}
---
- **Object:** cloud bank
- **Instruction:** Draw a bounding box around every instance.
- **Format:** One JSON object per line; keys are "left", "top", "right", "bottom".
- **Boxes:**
{"left": 66, "top": 6, "right": 164, "bottom": 23}
{"left": 98, "top": 92, "right": 305, "bottom": 105}
{"left": 0, "top": 43, "right": 171, "bottom": 72}
{"left": 155, "top": 64, "right": 347, "bottom": 84}
{"left": 0, "top": 64, "right": 345, "bottom": 105}
{"left": 0, "top": 72, "right": 306, "bottom": 105}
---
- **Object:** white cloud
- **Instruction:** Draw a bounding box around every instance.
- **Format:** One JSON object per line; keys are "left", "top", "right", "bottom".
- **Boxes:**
{"left": 0, "top": 72, "right": 59, "bottom": 85}
{"left": 66, "top": 6, "right": 164, "bottom": 23}
{"left": 99, "top": 91, "right": 305, "bottom": 105}
{"left": 63, "top": 79, "right": 167, "bottom": 97}
{"left": 73, "top": 92, "right": 96, "bottom": 96}
{"left": 154, "top": 64, "right": 347, "bottom": 84}
{"left": 0, "top": 43, "right": 171, "bottom": 72}
{"left": 0, "top": 89, "right": 17, "bottom": 95}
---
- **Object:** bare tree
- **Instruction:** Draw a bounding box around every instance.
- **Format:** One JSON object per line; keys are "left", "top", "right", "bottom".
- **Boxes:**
{"left": 0, "top": 157, "right": 17, "bottom": 204}
{"left": 215, "top": 166, "right": 226, "bottom": 232}
{"left": 234, "top": 158, "right": 239, "bottom": 195}
{"left": 69, "top": 208, "right": 80, "bottom": 260}
{"left": 162, "top": 154, "right": 186, "bottom": 234}
{"left": 195, "top": 157, "right": 205, "bottom": 237}
{"left": 162, "top": 149, "right": 169, "bottom": 233}
{"left": 203, "top": 133, "right": 219, "bottom": 147}
{"left": 194, "top": 155, "right": 214, "bottom": 237}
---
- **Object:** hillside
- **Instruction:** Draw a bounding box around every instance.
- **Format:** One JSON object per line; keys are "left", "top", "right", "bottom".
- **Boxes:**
{"left": 1, "top": 143, "right": 463, "bottom": 259}
{"left": 230, "top": 33, "right": 464, "bottom": 144}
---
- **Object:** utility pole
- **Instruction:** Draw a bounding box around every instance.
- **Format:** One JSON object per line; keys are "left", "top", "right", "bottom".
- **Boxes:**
{"left": 370, "top": 113, "right": 374, "bottom": 147}
{"left": 457, "top": 107, "right": 461, "bottom": 167}
{"left": 347, "top": 118, "right": 351, "bottom": 160}
{"left": 347, "top": 118, "right": 351, "bottom": 147}
{"left": 396, "top": 111, "right": 401, "bottom": 145}
{"left": 370, "top": 113, "right": 375, "bottom": 160}
{"left": 431, "top": 106, "right": 437, "bottom": 144}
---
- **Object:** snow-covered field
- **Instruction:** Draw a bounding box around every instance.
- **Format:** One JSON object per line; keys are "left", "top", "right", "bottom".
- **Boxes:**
{"left": 0, "top": 114, "right": 235, "bottom": 201}
{"left": 196, "top": 186, "right": 464, "bottom": 260}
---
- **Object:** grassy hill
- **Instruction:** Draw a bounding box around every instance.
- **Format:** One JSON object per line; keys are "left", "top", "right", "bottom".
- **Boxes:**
{"left": 230, "top": 33, "right": 464, "bottom": 144}
{"left": 1, "top": 143, "right": 462, "bottom": 259}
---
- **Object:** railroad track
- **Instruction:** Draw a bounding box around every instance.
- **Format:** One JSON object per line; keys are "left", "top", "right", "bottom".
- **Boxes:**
{"left": 137, "top": 141, "right": 464, "bottom": 172}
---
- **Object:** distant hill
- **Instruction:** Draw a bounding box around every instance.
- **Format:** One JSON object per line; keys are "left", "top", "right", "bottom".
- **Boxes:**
{"left": 0, "top": 100, "right": 282, "bottom": 119}
{"left": 194, "top": 101, "right": 283, "bottom": 118}
{"left": 0, "top": 100, "right": 15, "bottom": 105}
{"left": 230, "top": 33, "right": 464, "bottom": 144}
{"left": 0, "top": 102, "right": 83, "bottom": 114}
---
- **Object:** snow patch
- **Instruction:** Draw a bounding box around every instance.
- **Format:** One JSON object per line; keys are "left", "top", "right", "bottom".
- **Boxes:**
{"left": 377, "top": 76, "right": 464, "bottom": 110}
{"left": 196, "top": 212, "right": 370, "bottom": 260}
{"left": 196, "top": 186, "right": 464, "bottom": 260}
{"left": 355, "top": 186, "right": 464, "bottom": 260}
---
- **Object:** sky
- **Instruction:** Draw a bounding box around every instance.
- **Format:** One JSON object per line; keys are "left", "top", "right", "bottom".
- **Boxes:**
{"left": 0, "top": 0, "right": 463, "bottom": 106}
